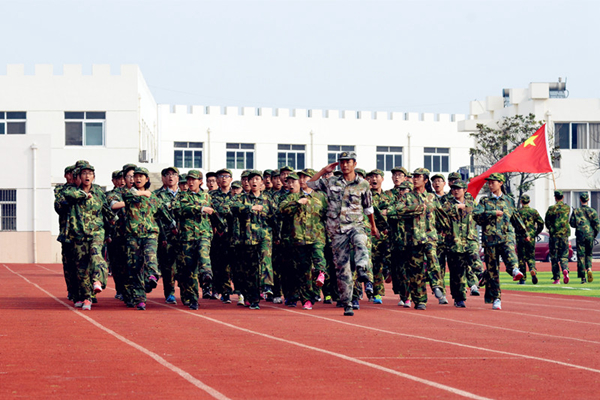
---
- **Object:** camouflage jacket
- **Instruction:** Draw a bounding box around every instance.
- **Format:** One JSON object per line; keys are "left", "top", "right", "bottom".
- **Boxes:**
{"left": 54, "top": 183, "right": 77, "bottom": 243}
{"left": 441, "top": 196, "right": 478, "bottom": 253}
{"left": 271, "top": 190, "right": 290, "bottom": 243}
{"left": 517, "top": 205, "right": 544, "bottom": 243}
{"left": 210, "top": 188, "right": 236, "bottom": 238}
{"left": 279, "top": 190, "right": 327, "bottom": 246}
{"left": 307, "top": 174, "right": 373, "bottom": 235}
{"left": 544, "top": 201, "right": 571, "bottom": 238}
{"left": 371, "top": 189, "right": 393, "bottom": 233}
{"left": 122, "top": 189, "right": 173, "bottom": 239}
{"left": 570, "top": 205, "right": 600, "bottom": 241}
{"left": 154, "top": 186, "right": 180, "bottom": 242}
{"left": 63, "top": 185, "right": 108, "bottom": 242}
{"left": 385, "top": 190, "right": 407, "bottom": 250}
{"left": 474, "top": 194, "right": 527, "bottom": 246}
{"left": 389, "top": 191, "right": 447, "bottom": 246}
{"left": 172, "top": 189, "right": 213, "bottom": 241}
{"left": 228, "top": 191, "right": 273, "bottom": 246}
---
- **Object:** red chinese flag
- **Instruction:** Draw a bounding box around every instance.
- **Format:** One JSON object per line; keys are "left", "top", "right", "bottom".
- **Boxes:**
{"left": 467, "top": 124, "right": 553, "bottom": 198}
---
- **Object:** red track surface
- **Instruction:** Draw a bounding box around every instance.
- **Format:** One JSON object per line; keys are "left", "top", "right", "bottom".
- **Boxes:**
{"left": 1, "top": 263, "right": 599, "bottom": 399}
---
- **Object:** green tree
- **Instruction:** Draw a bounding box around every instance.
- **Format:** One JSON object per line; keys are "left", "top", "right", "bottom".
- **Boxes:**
{"left": 469, "top": 113, "right": 560, "bottom": 205}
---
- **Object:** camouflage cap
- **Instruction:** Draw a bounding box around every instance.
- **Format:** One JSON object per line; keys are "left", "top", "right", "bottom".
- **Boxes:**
{"left": 431, "top": 173, "right": 445, "bottom": 182}
{"left": 286, "top": 172, "right": 299, "bottom": 180}
{"left": 338, "top": 151, "right": 357, "bottom": 161}
{"left": 122, "top": 163, "right": 137, "bottom": 174}
{"left": 486, "top": 173, "right": 505, "bottom": 183}
{"left": 187, "top": 170, "right": 203, "bottom": 180}
{"left": 298, "top": 168, "right": 316, "bottom": 178}
{"left": 399, "top": 181, "right": 414, "bottom": 190}
{"left": 134, "top": 167, "right": 149, "bottom": 177}
{"left": 271, "top": 169, "right": 281, "bottom": 178}
{"left": 231, "top": 180, "right": 242, "bottom": 188}
{"left": 75, "top": 160, "right": 90, "bottom": 168}
{"left": 64, "top": 165, "right": 76, "bottom": 175}
{"left": 413, "top": 167, "right": 430, "bottom": 177}
{"left": 178, "top": 174, "right": 187, "bottom": 182}
{"left": 554, "top": 189, "right": 563, "bottom": 197}
{"left": 367, "top": 169, "right": 385, "bottom": 177}
{"left": 78, "top": 161, "right": 95, "bottom": 172}
{"left": 581, "top": 192, "right": 590, "bottom": 202}
{"left": 521, "top": 194, "right": 531, "bottom": 203}
{"left": 206, "top": 171, "right": 217, "bottom": 179}
{"left": 216, "top": 168, "right": 233, "bottom": 177}
{"left": 112, "top": 170, "right": 123, "bottom": 179}
{"left": 263, "top": 169, "right": 274, "bottom": 176}
{"left": 448, "top": 172, "right": 461, "bottom": 181}
{"left": 449, "top": 180, "right": 467, "bottom": 189}
{"left": 161, "top": 166, "right": 179, "bottom": 176}
{"left": 391, "top": 166, "right": 408, "bottom": 175}
{"left": 355, "top": 168, "right": 366, "bottom": 178}
{"left": 279, "top": 165, "right": 294, "bottom": 173}
{"left": 241, "top": 170, "right": 251, "bottom": 178}
{"left": 248, "top": 169, "right": 263, "bottom": 179}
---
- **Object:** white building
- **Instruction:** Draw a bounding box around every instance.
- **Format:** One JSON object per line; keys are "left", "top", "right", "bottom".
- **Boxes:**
{"left": 3, "top": 64, "right": 594, "bottom": 263}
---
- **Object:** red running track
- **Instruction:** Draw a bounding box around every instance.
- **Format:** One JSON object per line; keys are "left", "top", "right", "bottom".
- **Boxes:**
{"left": 1, "top": 263, "right": 599, "bottom": 399}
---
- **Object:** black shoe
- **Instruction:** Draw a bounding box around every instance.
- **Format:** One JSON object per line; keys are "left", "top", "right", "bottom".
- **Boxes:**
{"left": 518, "top": 279, "right": 525, "bottom": 285}
{"left": 182, "top": 299, "right": 191, "bottom": 307}
{"left": 91, "top": 297, "right": 98, "bottom": 304}
{"left": 265, "top": 293, "right": 274, "bottom": 302}
{"left": 531, "top": 271, "right": 538, "bottom": 285}
{"left": 126, "top": 302, "right": 134, "bottom": 308}
{"left": 364, "top": 282, "right": 374, "bottom": 297}
{"left": 352, "top": 299, "right": 360, "bottom": 310}
{"left": 344, "top": 305, "right": 354, "bottom": 316}
{"left": 336, "top": 300, "right": 344, "bottom": 308}
{"left": 189, "top": 302, "right": 199, "bottom": 310}
{"left": 249, "top": 302, "right": 260, "bottom": 310}
{"left": 221, "top": 293, "right": 231, "bottom": 304}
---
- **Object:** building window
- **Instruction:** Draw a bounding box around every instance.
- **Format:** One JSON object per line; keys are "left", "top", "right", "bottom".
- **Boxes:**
{"left": 278, "top": 144, "right": 306, "bottom": 170}
{"left": 0, "top": 112, "right": 27, "bottom": 135}
{"left": 65, "top": 112, "right": 105, "bottom": 146}
{"left": 327, "top": 145, "right": 356, "bottom": 165}
{"left": 174, "top": 142, "right": 203, "bottom": 169}
{"left": 226, "top": 143, "right": 255, "bottom": 170}
{"left": 376, "top": 146, "right": 403, "bottom": 171}
{"left": 555, "top": 122, "right": 600, "bottom": 150}
{"left": 424, "top": 147, "right": 449, "bottom": 173}
{"left": 0, "top": 189, "right": 16, "bottom": 231}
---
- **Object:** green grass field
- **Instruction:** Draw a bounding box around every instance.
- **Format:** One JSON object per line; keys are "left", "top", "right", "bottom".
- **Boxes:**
{"left": 498, "top": 270, "right": 600, "bottom": 298}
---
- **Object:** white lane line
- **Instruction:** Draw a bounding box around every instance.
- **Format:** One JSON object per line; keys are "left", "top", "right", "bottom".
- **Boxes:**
{"left": 266, "top": 305, "right": 600, "bottom": 374}
{"left": 367, "top": 306, "right": 600, "bottom": 346}
{"left": 507, "top": 291, "right": 600, "bottom": 305}
{"left": 145, "top": 301, "right": 492, "bottom": 400}
{"left": 356, "top": 357, "right": 521, "bottom": 360}
{"left": 503, "top": 301, "right": 600, "bottom": 313}
{"left": 494, "top": 310, "right": 600, "bottom": 326}
{"left": 4, "top": 265, "right": 231, "bottom": 400}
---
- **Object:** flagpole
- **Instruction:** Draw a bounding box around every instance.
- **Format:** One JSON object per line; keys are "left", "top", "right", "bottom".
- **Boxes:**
{"left": 551, "top": 172, "right": 557, "bottom": 190}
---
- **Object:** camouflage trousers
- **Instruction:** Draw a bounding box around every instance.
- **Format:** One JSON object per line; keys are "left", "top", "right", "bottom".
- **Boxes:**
{"left": 237, "top": 243, "right": 264, "bottom": 304}
{"left": 73, "top": 237, "right": 108, "bottom": 302}
{"left": 407, "top": 243, "right": 442, "bottom": 306}
{"left": 370, "top": 233, "right": 390, "bottom": 297}
{"left": 320, "top": 242, "right": 339, "bottom": 301}
{"left": 576, "top": 236, "right": 594, "bottom": 279}
{"left": 158, "top": 239, "right": 178, "bottom": 298}
{"left": 466, "top": 241, "right": 483, "bottom": 288}
{"left": 549, "top": 236, "right": 569, "bottom": 280}
{"left": 272, "top": 244, "right": 288, "bottom": 298}
{"left": 61, "top": 241, "right": 77, "bottom": 299}
{"left": 107, "top": 237, "right": 128, "bottom": 297}
{"left": 331, "top": 227, "right": 371, "bottom": 305}
{"left": 178, "top": 238, "right": 212, "bottom": 304}
{"left": 261, "top": 232, "right": 274, "bottom": 289}
{"left": 447, "top": 251, "right": 469, "bottom": 302}
{"left": 517, "top": 239, "right": 536, "bottom": 280}
{"left": 287, "top": 244, "right": 326, "bottom": 303}
{"left": 211, "top": 236, "right": 232, "bottom": 295}
{"left": 483, "top": 242, "right": 519, "bottom": 301}
{"left": 390, "top": 246, "right": 410, "bottom": 302}
{"left": 126, "top": 236, "right": 159, "bottom": 304}
{"left": 437, "top": 244, "right": 448, "bottom": 286}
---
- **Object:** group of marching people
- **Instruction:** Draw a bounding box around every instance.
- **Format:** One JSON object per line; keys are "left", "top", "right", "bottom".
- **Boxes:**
{"left": 55, "top": 152, "right": 596, "bottom": 315}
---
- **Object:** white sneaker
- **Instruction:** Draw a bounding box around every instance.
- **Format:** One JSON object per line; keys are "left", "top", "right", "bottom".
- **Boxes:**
{"left": 74, "top": 301, "right": 84, "bottom": 308}
{"left": 403, "top": 299, "right": 411, "bottom": 308}
{"left": 470, "top": 285, "right": 480, "bottom": 296}
{"left": 93, "top": 281, "right": 103, "bottom": 294}
{"left": 397, "top": 298, "right": 405, "bottom": 307}
{"left": 492, "top": 299, "right": 502, "bottom": 310}
{"left": 273, "top": 296, "right": 283, "bottom": 304}
{"left": 512, "top": 268, "right": 523, "bottom": 281}
{"left": 237, "top": 294, "right": 245, "bottom": 306}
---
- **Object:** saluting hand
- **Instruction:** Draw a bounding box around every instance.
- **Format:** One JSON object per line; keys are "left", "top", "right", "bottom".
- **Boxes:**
{"left": 323, "top": 162, "right": 339, "bottom": 174}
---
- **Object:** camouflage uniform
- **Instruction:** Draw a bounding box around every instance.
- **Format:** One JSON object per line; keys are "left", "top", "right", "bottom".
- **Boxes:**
{"left": 227, "top": 184, "right": 274, "bottom": 305}
{"left": 369, "top": 188, "right": 392, "bottom": 297}
{"left": 390, "top": 184, "right": 447, "bottom": 307}
{"left": 54, "top": 180, "right": 77, "bottom": 299}
{"left": 569, "top": 193, "right": 600, "bottom": 281}
{"left": 106, "top": 186, "right": 129, "bottom": 301}
{"left": 154, "top": 185, "right": 180, "bottom": 300}
{"left": 442, "top": 184, "right": 478, "bottom": 303}
{"left": 210, "top": 187, "right": 236, "bottom": 299}
{"left": 307, "top": 166, "right": 374, "bottom": 308}
{"left": 279, "top": 188, "right": 327, "bottom": 304}
{"left": 63, "top": 184, "right": 109, "bottom": 303}
{"left": 385, "top": 184, "right": 411, "bottom": 303}
{"left": 172, "top": 187, "right": 214, "bottom": 305}
{"left": 517, "top": 196, "right": 544, "bottom": 280}
{"left": 544, "top": 194, "right": 571, "bottom": 281}
{"left": 474, "top": 185, "right": 527, "bottom": 302}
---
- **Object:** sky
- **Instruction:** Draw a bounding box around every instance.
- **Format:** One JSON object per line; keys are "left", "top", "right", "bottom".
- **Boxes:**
{"left": 1, "top": 0, "right": 598, "bottom": 115}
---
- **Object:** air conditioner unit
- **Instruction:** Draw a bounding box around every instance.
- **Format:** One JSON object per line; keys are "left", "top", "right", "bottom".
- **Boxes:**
{"left": 139, "top": 150, "right": 149, "bottom": 163}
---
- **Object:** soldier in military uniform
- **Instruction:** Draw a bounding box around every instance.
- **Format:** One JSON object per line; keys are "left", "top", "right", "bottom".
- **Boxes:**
{"left": 570, "top": 192, "right": 599, "bottom": 284}
{"left": 54, "top": 165, "right": 77, "bottom": 301}
{"left": 172, "top": 170, "right": 214, "bottom": 310}
{"left": 308, "top": 152, "right": 379, "bottom": 316}
{"left": 545, "top": 190, "right": 571, "bottom": 284}
{"left": 442, "top": 180, "right": 478, "bottom": 307}
{"left": 516, "top": 194, "right": 544, "bottom": 284}
{"left": 474, "top": 173, "right": 528, "bottom": 310}
{"left": 205, "top": 171, "right": 218, "bottom": 191}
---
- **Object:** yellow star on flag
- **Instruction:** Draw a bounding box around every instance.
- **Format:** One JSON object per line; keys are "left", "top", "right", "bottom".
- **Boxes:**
{"left": 524, "top": 134, "right": 538, "bottom": 147}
